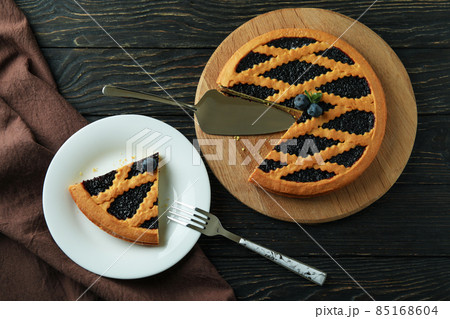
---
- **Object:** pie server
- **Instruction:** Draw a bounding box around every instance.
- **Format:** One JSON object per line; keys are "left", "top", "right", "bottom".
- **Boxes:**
{"left": 102, "top": 85, "right": 295, "bottom": 136}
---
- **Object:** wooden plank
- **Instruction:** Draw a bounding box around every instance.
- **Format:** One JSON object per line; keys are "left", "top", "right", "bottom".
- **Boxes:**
{"left": 395, "top": 49, "right": 450, "bottom": 116}
{"left": 398, "top": 116, "right": 450, "bottom": 185}
{"left": 41, "top": 42, "right": 449, "bottom": 254}
{"left": 44, "top": 45, "right": 448, "bottom": 188}
{"left": 208, "top": 256, "right": 450, "bottom": 300}
{"left": 198, "top": 183, "right": 450, "bottom": 257}
{"left": 40, "top": 48, "right": 450, "bottom": 117}
{"left": 11, "top": 0, "right": 450, "bottom": 302}
{"left": 17, "top": 0, "right": 450, "bottom": 49}
{"left": 41, "top": 48, "right": 210, "bottom": 115}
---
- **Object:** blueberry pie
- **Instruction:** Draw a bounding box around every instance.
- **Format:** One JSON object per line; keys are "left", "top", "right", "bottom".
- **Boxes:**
{"left": 217, "top": 28, "right": 387, "bottom": 197}
{"left": 69, "top": 153, "right": 160, "bottom": 245}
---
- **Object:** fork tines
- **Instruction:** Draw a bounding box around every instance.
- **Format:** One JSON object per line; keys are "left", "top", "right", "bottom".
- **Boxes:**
{"left": 167, "top": 200, "right": 209, "bottom": 230}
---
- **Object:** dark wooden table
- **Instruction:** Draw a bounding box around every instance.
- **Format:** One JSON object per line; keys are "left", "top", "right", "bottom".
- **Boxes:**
{"left": 16, "top": 0, "right": 450, "bottom": 300}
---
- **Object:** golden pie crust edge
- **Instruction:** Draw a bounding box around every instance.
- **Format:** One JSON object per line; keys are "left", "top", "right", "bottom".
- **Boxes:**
{"left": 68, "top": 164, "right": 159, "bottom": 245}
{"left": 217, "top": 28, "right": 387, "bottom": 197}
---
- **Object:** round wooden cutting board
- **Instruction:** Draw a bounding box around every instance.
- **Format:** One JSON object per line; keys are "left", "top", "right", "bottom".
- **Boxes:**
{"left": 194, "top": 8, "right": 417, "bottom": 223}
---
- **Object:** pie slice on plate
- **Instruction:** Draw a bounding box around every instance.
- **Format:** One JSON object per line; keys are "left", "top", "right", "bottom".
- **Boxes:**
{"left": 217, "top": 28, "right": 387, "bottom": 197}
{"left": 69, "top": 153, "right": 160, "bottom": 245}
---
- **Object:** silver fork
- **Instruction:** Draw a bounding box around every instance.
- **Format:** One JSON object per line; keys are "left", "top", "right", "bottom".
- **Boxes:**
{"left": 168, "top": 201, "right": 327, "bottom": 286}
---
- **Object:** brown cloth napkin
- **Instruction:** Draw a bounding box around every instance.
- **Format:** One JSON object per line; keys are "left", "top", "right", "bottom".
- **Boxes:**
{"left": 0, "top": 0, "right": 235, "bottom": 301}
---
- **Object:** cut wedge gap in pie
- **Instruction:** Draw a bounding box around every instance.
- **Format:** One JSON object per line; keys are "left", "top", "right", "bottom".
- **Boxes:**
{"left": 217, "top": 28, "right": 387, "bottom": 197}
{"left": 69, "top": 153, "right": 160, "bottom": 245}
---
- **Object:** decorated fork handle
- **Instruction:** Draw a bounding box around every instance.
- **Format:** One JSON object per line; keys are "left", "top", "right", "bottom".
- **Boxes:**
{"left": 239, "top": 238, "right": 327, "bottom": 286}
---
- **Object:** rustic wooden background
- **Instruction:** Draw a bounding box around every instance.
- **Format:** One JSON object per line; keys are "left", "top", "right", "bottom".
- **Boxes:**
{"left": 16, "top": 0, "right": 450, "bottom": 300}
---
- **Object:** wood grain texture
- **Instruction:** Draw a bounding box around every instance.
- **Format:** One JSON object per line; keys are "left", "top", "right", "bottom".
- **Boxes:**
{"left": 207, "top": 257, "right": 450, "bottom": 300}
{"left": 40, "top": 48, "right": 211, "bottom": 116}
{"left": 16, "top": 0, "right": 450, "bottom": 49}
{"left": 39, "top": 47, "right": 450, "bottom": 188}
{"left": 12, "top": 0, "right": 450, "bottom": 301}
{"left": 40, "top": 48, "right": 450, "bottom": 115}
{"left": 201, "top": 183, "right": 450, "bottom": 257}
{"left": 195, "top": 8, "right": 417, "bottom": 223}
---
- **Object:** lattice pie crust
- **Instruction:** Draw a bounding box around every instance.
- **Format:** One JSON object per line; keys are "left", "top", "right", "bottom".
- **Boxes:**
{"left": 69, "top": 154, "right": 159, "bottom": 245}
{"left": 217, "top": 29, "right": 386, "bottom": 197}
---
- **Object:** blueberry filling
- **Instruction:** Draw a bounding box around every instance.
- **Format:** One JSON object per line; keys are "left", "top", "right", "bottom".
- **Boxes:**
{"left": 229, "top": 83, "right": 279, "bottom": 100}
{"left": 281, "top": 168, "right": 335, "bottom": 183}
{"left": 316, "top": 76, "right": 370, "bottom": 98}
{"left": 327, "top": 145, "right": 366, "bottom": 167}
{"left": 261, "top": 60, "right": 331, "bottom": 85}
{"left": 82, "top": 170, "right": 116, "bottom": 196}
{"left": 140, "top": 217, "right": 159, "bottom": 229}
{"left": 107, "top": 182, "right": 153, "bottom": 220}
{"left": 264, "top": 37, "right": 317, "bottom": 50}
{"left": 236, "top": 51, "right": 273, "bottom": 73}
{"left": 314, "top": 47, "right": 355, "bottom": 65}
{"left": 127, "top": 154, "right": 159, "bottom": 179}
{"left": 274, "top": 134, "right": 339, "bottom": 156}
{"left": 258, "top": 159, "right": 287, "bottom": 173}
{"left": 321, "top": 110, "right": 375, "bottom": 135}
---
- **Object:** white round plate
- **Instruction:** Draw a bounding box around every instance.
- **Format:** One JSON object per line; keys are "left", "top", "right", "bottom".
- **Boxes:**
{"left": 43, "top": 115, "right": 210, "bottom": 279}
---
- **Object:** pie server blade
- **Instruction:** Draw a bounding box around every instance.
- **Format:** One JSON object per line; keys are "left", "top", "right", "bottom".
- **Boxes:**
{"left": 102, "top": 85, "right": 295, "bottom": 136}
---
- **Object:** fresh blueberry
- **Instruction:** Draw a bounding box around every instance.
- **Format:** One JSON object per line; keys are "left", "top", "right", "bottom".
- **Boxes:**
{"left": 293, "top": 94, "right": 310, "bottom": 111}
{"left": 307, "top": 103, "right": 323, "bottom": 117}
